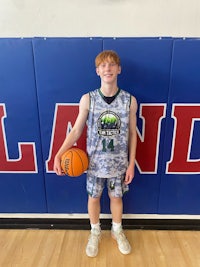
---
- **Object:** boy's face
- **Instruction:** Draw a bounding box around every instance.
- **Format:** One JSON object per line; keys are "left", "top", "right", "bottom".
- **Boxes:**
{"left": 96, "top": 58, "right": 121, "bottom": 84}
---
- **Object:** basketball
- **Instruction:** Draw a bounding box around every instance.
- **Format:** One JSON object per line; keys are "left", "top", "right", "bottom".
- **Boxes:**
{"left": 61, "top": 148, "right": 89, "bottom": 177}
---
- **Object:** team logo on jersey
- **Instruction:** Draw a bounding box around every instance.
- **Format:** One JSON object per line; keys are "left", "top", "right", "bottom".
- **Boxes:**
{"left": 97, "top": 111, "right": 121, "bottom": 136}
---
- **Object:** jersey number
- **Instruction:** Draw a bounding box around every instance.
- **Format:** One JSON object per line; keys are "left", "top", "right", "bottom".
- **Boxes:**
{"left": 102, "top": 139, "right": 114, "bottom": 152}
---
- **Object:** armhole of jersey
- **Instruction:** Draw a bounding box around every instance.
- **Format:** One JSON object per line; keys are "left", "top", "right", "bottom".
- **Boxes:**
{"left": 89, "top": 92, "right": 91, "bottom": 110}
{"left": 129, "top": 94, "right": 132, "bottom": 108}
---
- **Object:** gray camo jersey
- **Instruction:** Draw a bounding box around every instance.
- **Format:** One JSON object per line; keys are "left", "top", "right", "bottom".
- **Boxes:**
{"left": 87, "top": 89, "right": 131, "bottom": 178}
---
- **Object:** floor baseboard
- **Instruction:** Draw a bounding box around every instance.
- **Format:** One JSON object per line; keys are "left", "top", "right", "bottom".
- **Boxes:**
{"left": 0, "top": 218, "right": 199, "bottom": 230}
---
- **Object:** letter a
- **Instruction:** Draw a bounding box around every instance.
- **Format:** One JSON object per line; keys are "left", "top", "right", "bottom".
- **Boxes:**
{"left": 46, "top": 104, "right": 87, "bottom": 172}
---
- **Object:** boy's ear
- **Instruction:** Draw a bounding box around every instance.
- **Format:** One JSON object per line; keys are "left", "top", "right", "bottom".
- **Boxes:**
{"left": 96, "top": 67, "right": 100, "bottom": 76}
{"left": 118, "top": 66, "right": 121, "bottom": 74}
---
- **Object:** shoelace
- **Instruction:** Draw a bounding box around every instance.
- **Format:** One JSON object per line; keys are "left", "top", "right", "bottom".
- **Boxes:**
{"left": 115, "top": 231, "right": 130, "bottom": 249}
{"left": 116, "top": 231, "right": 126, "bottom": 242}
{"left": 88, "top": 233, "right": 99, "bottom": 247}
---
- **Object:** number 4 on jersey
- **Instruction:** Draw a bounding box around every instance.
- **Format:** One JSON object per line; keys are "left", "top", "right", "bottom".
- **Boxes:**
{"left": 102, "top": 139, "right": 114, "bottom": 152}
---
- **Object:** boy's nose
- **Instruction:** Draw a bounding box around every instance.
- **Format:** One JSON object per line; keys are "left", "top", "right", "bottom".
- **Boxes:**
{"left": 105, "top": 64, "right": 111, "bottom": 70}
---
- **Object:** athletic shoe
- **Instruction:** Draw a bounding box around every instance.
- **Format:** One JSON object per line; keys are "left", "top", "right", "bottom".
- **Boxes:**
{"left": 111, "top": 227, "right": 131, "bottom": 255}
{"left": 86, "top": 228, "right": 101, "bottom": 257}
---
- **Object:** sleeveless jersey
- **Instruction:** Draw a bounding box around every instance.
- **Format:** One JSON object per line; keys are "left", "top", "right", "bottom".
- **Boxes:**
{"left": 87, "top": 89, "right": 131, "bottom": 178}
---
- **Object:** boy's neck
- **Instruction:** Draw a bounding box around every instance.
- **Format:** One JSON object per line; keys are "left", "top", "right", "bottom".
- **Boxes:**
{"left": 100, "top": 84, "right": 119, "bottom": 97}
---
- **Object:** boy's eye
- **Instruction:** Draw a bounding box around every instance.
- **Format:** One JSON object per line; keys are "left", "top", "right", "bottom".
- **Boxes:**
{"left": 100, "top": 63, "right": 116, "bottom": 68}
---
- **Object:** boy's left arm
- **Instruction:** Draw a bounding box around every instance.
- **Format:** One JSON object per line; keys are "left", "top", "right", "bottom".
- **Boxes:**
{"left": 124, "top": 96, "right": 138, "bottom": 185}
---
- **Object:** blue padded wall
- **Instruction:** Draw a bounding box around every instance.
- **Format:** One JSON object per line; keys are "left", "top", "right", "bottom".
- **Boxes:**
{"left": 159, "top": 39, "right": 200, "bottom": 214}
{"left": 0, "top": 39, "right": 47, "bottom": 212}
{"left": 32, "top": 38, "right": 102, "bottom": 213}
{"left": 0, "top": 37, "right": 200, "bottom": 215}
{"left": 102, "top": 38, "right": 173, "bottom": 213}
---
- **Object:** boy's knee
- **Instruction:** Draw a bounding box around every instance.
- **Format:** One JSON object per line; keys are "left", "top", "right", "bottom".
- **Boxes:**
{"left": 88, "top": 196, "right": 101, "bottom": 203}
{"left": 109, "top": 195, "right": 122, "bottom": 203}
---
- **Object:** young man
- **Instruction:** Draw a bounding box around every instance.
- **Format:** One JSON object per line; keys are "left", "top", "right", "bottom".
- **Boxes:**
{"left": 54, "top": 50, "right": 137, "bottom": 257}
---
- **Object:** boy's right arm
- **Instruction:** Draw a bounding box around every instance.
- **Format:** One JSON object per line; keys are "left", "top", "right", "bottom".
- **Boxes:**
{"left": 53, "top": 93, "right": 89, "bottom": 175}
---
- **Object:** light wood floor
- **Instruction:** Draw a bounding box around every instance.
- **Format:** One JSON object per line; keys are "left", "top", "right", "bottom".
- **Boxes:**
{"left": 0, "top": 229, "right": 199, "bottom": 267}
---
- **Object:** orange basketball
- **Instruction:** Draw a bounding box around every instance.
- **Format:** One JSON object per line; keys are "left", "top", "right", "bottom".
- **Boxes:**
{"left": 61, "top": 148, "right": 89, "bottom": 177}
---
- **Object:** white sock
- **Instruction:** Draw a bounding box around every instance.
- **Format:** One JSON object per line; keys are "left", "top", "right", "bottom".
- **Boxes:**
{"left": 91, "top": 222, "right": 101, "bottom": 233}
{"left": 112, "top": 221, "right": 122, "bottom": 232}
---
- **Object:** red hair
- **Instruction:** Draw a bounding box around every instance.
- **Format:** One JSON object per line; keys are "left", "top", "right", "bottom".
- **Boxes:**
{"left": 95, "top": 50, "right": 120, "bottom": 67}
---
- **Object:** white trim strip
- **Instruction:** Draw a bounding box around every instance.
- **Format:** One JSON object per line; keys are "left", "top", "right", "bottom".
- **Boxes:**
{"left": 0, "top": 214, "right": 200, "bottom": 219}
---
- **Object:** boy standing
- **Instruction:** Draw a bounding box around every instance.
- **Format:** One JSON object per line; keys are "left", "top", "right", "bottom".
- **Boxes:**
{"left": 54, "top": 50, "right": 137, "bottom": 257}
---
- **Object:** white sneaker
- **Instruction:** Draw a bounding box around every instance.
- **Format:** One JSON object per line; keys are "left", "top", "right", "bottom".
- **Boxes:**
{"left": 111, "top": 227, "right": 131, "bottom": 255}
{"left": 86, "top": 228, "right": 101, "bottom": 257}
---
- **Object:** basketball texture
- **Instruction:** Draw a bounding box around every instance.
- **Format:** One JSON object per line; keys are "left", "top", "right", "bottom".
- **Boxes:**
{"left": 61, "top": 148, "right": 89, "bottom": 177}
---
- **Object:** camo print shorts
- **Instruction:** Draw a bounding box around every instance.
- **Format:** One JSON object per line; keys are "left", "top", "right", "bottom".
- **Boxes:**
{"left": 86, "top": 174, "right": 129, "bottom": 198}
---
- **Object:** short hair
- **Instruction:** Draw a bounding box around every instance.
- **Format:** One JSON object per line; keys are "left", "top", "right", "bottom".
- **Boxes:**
{"left": 95, "top": 50, "right": 120, "bottom": 67}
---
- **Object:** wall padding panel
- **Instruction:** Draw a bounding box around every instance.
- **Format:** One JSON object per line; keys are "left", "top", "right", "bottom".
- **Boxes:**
{"left": 0, "top": 37, "right": 200, "bottom": 215}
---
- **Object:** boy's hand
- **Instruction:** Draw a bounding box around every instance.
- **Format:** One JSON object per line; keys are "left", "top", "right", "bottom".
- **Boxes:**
{"left": 124, "top": 165, "right": 135, "bottom": 185}
{"left": 54, "top": 156, "right": 65, "bottom": 176}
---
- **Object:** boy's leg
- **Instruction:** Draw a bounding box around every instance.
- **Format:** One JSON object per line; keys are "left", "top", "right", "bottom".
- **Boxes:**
{"left": 88, "top": 195, "right": 101, "bottom": 225}
{"left": 86, "top": 196, "right": 101, "bottom": 257}
{"left": 108, "top": 176, "right": 127, "bottom": 225}
{"left": 86, "top": 176, "right": 104, "bottom": 257}
{"left": 108, "top": 177, "right": 131, "bottom": 255}
{"left": 109, "top": 195, "right": 123, "bottom": 223}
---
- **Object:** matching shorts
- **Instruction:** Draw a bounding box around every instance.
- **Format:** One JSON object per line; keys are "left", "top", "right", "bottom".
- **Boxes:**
{"left": 86, "top": 174, "right": 129, "bottom": 198}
